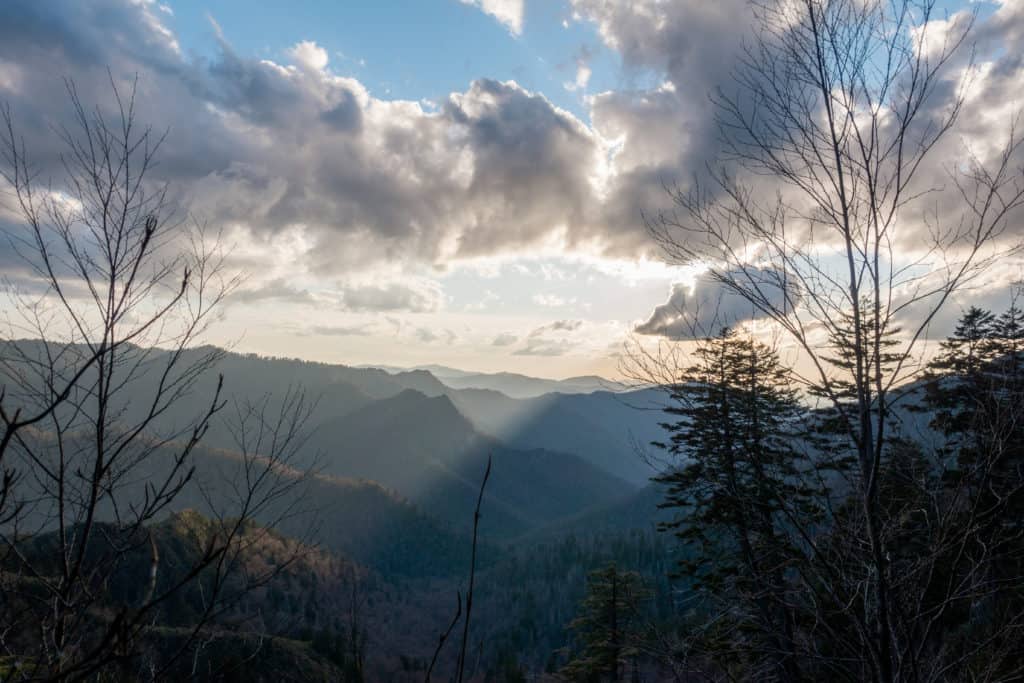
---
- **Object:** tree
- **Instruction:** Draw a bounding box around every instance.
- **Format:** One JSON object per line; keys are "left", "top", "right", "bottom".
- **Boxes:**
{"left": 644, "top": 0, "right": 1024, "bottom": 679}
{"left": 921, "top": 304, "right": 1024, "bottom": 503}
{"left": 0, "top": 78, "right": 313, "bottom": 680}
{"left": 652, "top": 328, "right": 817, "bottom": 679}
{"left": 559, "top": 563, "right": 649, "bottom": 683}
{"left": 918, "top": 305, "right": 1024, "bottom": 678}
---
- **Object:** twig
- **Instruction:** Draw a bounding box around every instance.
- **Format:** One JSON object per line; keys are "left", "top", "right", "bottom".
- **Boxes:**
{"left": 455, "top": 454, "right": 491, "bottom": 683}
{"left": 425, "top": 591, "right": 462, "bottom": 683}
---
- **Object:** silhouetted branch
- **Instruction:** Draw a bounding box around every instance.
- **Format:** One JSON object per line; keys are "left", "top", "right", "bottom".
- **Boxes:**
{"left": 455, "top": 454, "right": 491, "bottom": 683}
{"left": 425, "top": 591, "right": 462, "bottom": 683}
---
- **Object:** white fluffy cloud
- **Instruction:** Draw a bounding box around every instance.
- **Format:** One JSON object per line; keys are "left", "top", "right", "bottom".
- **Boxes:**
{"left": 459, "top": 0, "right": 524, "bottom": 35}
{"left": 286, "top": 40, "right": 329, "bottom": 72}
{"left": 0, "top": 0, "right": 640, "bottom": 312}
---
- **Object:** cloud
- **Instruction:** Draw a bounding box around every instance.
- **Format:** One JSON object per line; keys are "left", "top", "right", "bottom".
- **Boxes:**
{"left": 465, "top": 289, "right": 500, "bottom": 311}
{"left": 340, "top": 280, "right": 444, "bottom": 313}
{"left": 308, "top": 324, "right": 375, "bottom": 337}
{"left": 231, "top": 278, "right": 319, "bottom": 305}
{"left": 414, "top": 328, "right": 439, "bottom": 343}
{"left": 0, "top": 0, "right": 1020, "bottom": 329}
{"left": 564, "top": 45, "right": 593, "bottom": 92}
{"left": 0, "top": 0, "right": 622, "bottom": 289}
{"left": 492, "top": 332, "right": 518, "bottom": 346}
{"left": 635, "top": 268, "right": 795, "bottom": 339}
{"left": 286, "top": 40, "right": 328, "bottom": 72}
{"left": 413, "top": 327, "right": 457, "bottom": 344}
{"left": 547, "top": 319, "right": 583, "bottom": 333}
{"left": 512, "top": 318, "right": 586, "bottom": 356}
{"left": 514, "top": 338, "right": 575, "bottom": 356}
{"left": 229, "top": 276, "right": 442, "bottom": 313}
{"left": 459, "top": 0, "right": 524, "bottom": 35}
{"left": 532, "top": 293, "right": 576, "bottom": 307}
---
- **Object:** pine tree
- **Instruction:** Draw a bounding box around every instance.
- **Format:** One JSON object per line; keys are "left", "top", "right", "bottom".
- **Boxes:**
{"left": 923, "top": 306, "right": 997, "bottom": 449}
{"left": 985, "top": 303, "right": 1024, "bottom": 501}
{"left": 559, "top": 563, "right": 649, "bottom": 683}
{"left": 923, "top": 305, "right": 1024, "bottom": 491}
{"left": 652, "top": 328, "right": 818, "bottom": 678}
{"left": 916, "top": 304, "right": 1024, "bottom": 676}
{"left": 811, "top": 299, "right": 905, "bottom": 445}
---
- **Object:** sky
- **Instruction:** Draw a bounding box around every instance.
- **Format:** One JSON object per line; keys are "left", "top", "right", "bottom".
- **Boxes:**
{"left": 0, "top": 0, "right": 1021, "bottom": 379}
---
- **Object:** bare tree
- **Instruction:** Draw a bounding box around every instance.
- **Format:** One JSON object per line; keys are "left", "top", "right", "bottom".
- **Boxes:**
{"left": 641, "top": 1, "right": 1024, "bottom": 680}
{"left": 0, "top": 76, "right": 313, "bottom": 681}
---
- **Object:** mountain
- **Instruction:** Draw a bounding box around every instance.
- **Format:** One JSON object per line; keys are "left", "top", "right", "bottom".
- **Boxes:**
{"left": 5, "top": 426, "right": 486, "bottom": 579}
{"left": 3, "top": 509, "right": 473, "bottom": 681}
{"left": 186, "top": 439, "right": 502, "bottom": 576}
{"left": 0, "top": 342, "right": 652, "bottom": 537}
{"left": 401, "top": 365, "right": 628, "bottom": 398}
{"left": 307, "top": 389, "right": 636, "bottom": 538}
{"left": 2, "top": 341, "right": 665, "bottom": 484}
{"left": 203, "top": 353, "right": 668, "bottom": 489}
{"left": 310, "top": 389, "right": 479, "bottom": 487}
{"left": 273, "top": 471, "right": 489, "bottom": 577}
{"left": 532, "top": 482, "right": 675, "bottom": 539}
{"left": 4, "top": 505, "right": 679, "bottom": 681}
{"left": 447, "top": 387, "right": 668, "bottom": 486}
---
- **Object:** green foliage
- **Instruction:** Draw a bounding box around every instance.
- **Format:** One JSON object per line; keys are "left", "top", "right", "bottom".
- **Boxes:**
{"left": 914, "top": 304, "right": 1024, "bottom": 677}
{"left": 653, "top": 329, "right": 819, "bottom": 589}
{"left": 809, "top": 299, "right": 905, "bottom": 455}
{"left": 650, "top": 329, "right": 826, "bottom": 678}
{"left": 923, "top": 304, "right": 1024, "bottom": 469}
{"left": 559, "top": 563, "right": 650, "bottom": 682}
{"left": 484, "top": 648, "right": 528, "bottom": 682}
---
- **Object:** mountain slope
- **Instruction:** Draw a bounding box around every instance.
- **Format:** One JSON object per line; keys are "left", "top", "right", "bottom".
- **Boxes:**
{"left": 1, "top": 342, "right": 647, "bottom": 537}
{"left": 446, "top": 387, "right": 667, "bottom": 486}
{"left": 532, "top": 482, "right": 674, "bottom": 539}
{"left": 307, "top": 389, "right": 636, "bottom": 538}
{"left": 407, "top": 365, "right": 626, "bottom": 398}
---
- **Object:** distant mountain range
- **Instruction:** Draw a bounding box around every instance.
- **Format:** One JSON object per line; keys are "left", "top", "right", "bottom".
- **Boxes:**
{"left": 362, "top": 363, "right": 629, "bottom": 398}
{"left": 2, "top": 342, "right": 671, "bottom": 557}
{"left": 305, "top": 387, "right": 635, "bottom": 538}
{"left": 156, "top": 349, "right": 666, "bottom": 486}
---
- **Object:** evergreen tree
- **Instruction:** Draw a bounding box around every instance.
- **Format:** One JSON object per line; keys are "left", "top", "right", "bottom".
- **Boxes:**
{"left": 984, "top": 302, "right": 1024, "bottom": 515}
{"left": 811, "top": 299, "right": 904, "bottom": 448}
{"left": 923, "top": 305, "right": 1024, "bottom": 495}
{"left": 915, "top": 304, "right": 1024, "bottom": 677}
{"left": 652, "top": 328, "right": 819, "bottom": 679}
{"left": 559, "top": 563, "right": 649, "bottom": 682}
{"left": 923, "top": 306, "right": 997, "bottom": 452}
